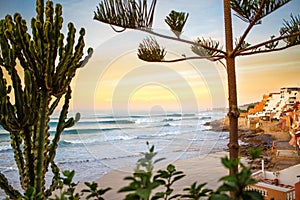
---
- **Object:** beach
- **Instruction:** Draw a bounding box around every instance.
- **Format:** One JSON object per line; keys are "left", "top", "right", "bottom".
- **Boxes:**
{"left": 0, "top": 111, "right": 229, "bottom": 198}
{"left": 76, "top": 151, "right": 229, "bottom": 200}
{"left": 75, "top": 116, "right": 300, "bottom": 199}
{"left": 1, "top": 112, "right": 300, "bottom": 199}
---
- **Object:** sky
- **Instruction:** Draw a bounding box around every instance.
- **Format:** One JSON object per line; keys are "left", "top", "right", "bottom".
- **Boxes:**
{"left": 1, "top": 0, "right": 300, "bottom": 114}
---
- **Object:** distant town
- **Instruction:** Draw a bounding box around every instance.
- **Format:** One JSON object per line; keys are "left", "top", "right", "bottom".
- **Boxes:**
{"left": 247, "top": 87, "right": 300, "bottom": 128}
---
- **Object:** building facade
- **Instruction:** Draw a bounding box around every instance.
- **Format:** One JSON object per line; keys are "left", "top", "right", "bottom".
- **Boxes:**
{"left": 248, "top": 87, "right": 300, "bottom": 120}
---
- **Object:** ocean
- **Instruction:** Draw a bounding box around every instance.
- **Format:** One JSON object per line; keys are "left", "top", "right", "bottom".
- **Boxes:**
{"left": 0, "top": 111, "right": 228, "bottom": 197}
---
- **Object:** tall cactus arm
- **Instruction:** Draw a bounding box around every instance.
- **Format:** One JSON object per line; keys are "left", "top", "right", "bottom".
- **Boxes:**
{"left": 45, "top": 161, "right": 60, "bottom": 197}
{"left": 35, "top": 0, "right": 45, "bottom": 64}
{"left": 0, "top": 54, "right": 20, "bottom": 132}
{"left": 36, "top": 0, "right": 44, "bottom": 25}
{"left": 22, "top": 127, "right": 36, "bottom": 190}
{"left": 58, "top": 33, "right": 64, "bottom": 60}
{"left": 30, "top": 18, "right": 43, "bottom": 76}
{"left": 13, "top": 13, "right": 41, "bottom": 86}
{"left": 13, "top": 13, "right": 33, "bottom": 71}
{"left": 49, "top": 97, "right": 61, "bottom": 115}
{"left": 10, "top": 131, "right": 26, "bottom": 188}
{"left": 48, "top": 86, "right": 73, "bottom": 167}
{"left": 31, "top": 22, "right": 45, "bottom": 82}
{"left": 23, "top": 69, "right": 38, "bottom": 127}
{"left": 0, "top": 83, "right": 18, "bottom": 133}
{"left": 43, "top": 3, "right": 64, "bottom": 79}
{"left": 46, "top": 87, "right": 75, "bottom": 197}
{"left": 0, "top": 70, "right": 24, "bottom": 190}
{"left": 54, "top": 23, "right": 76, "bottom": 88}
{"left": 1, "top": 16, "right": 26, "bottom": 124}
{"left": 62, "top": 28, "right": 86, "bottom": 90}
{"left": 21, "top": 70, "right": 37, "bottom": 189}
{"left": 0, "top": 172, "right": 20, "bottom": 200}
{"left": 34, "top": 91, "right": 51, "bottom": 196}
{"left": 44, "top": 1, "right": 55, "bottom": 90}
{"left": 71, "top": 29, "right": 86, "bottom": 67}
{"left": 53, "top": 4, "right": 63, "bottom": 62}
{"left": 56, "top": 23, "right": 76, "bottom": 73}
{"left": 1, "top": 52, "right": 26, "bottom": 182}
{"left": 10, "top": 67, "right": 25, "bottom": 120}
{"left": 23, "top": 69, "right": 37, "bottom": 187}
{"left": 78, "top": 47, "right": 93, "bottom": 68}
{"left": 53, "top": 27, "right": 86, "bottom": 97}
{"left": 1, "top": 0, "right": 92, "bottom": 197}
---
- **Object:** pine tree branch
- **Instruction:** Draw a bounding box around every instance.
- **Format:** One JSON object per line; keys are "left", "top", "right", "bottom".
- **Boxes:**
{"left": 138, "top": 28, "right": 226, "bottom": 56}
{"left": 95, "top": 21, "right": 227, "bottom": 56}
{"left": 236, "top": 31, "right": 300, "bottom": 55}
{"left": 238, "top": 44, "right": 292, "bottom": 56}
{"left": 232, "top": 0, "right": 266, "bottom": 56}
{"left": 94, "top": 0, "right": 157, "bottom": 29}
{"left": 140, "top": 55, "right": 224, "bottom": 63}
{"left": 230, "top": 0, "right": 292, "bottom": 24}
{"left": 94, "top": 0, "right": 225, "bottom": 57}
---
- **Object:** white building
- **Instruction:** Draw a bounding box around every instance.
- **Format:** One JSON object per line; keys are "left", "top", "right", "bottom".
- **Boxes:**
{"left": 262, "top": 93, "right": 281, "bottom": 115}
{"left": 280, "top": 87, "right": 300, "bottom": 108}
{"left": 272, "top": 87, "right": 300, "bottom": 120}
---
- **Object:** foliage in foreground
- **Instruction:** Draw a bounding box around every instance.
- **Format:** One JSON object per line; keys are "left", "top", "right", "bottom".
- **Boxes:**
{"left": 117, "top": 144, "right": 263, "bottom": 200}
{"left": 1, "top": 143, "right": 263, "bottom": 200}
{"left": 47, "top": 145, "right": 262, "bottom": 200}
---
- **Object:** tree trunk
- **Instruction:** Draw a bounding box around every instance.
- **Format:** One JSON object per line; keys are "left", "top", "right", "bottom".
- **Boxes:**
{"left": 223, "top": 0, "right": 239, "bottom": 175}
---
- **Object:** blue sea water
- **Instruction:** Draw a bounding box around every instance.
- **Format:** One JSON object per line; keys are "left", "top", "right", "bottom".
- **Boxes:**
{"left": 0, "top": 111, "right": 228, "bottom": 197}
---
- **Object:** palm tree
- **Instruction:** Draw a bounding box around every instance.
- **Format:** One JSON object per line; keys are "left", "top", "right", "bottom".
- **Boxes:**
{"left": 93, "top": 0, "right": 300, "bottom": 177}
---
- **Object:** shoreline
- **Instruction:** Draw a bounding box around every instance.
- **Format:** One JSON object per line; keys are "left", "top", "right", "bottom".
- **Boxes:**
{"left": 205, "top": 117, "right": 300, "bottom": 171}
{"left": 72, "top": 116, "right": 300, "bottom": 199}
{"left": 76, "top": 151, "right": 229, "bottom": 200}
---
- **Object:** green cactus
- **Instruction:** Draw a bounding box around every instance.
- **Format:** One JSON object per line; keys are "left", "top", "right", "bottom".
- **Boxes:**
{"left": 0, "top": 0, "right": 92, "bottom": 199}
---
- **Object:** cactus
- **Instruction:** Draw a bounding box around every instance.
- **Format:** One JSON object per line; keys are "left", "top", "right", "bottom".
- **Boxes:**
{"left": 0, "top": 0, "right": 92, "bottom": 198}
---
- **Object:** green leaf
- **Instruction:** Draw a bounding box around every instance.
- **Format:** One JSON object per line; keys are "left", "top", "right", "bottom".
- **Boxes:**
{"left": 171, "top": 174, "right": 185, "bottom": 184}
{"left": 98, "top": 187, "right": 112, "bottom": 195}
{"left": 138, "top": 37, "right": 166, "bottom": 62}
{"left": 62, "top": 170, "right": 76, "bottom": 185}
{"left": 191, "top": 37, "right": 222, "bottom": 57}
{"left": 165, "top": 10, "right": 189, "bottom": 37}
{"left": 118, "top": 185, "right": 138, "bottom": 193}
{"left": 94, "top": 0, "right": 157, "bottom": 29}
{"left": 230, "top": 0, "right": 292, "bottom": 24}
{"left": 136, "top": 187, "right": 152, "bottom": 199}
{"left": 249, "top": 147, "right": 262, "bottom": 160}
{"left": 221, "top": 156, "right": 240, "bottom": 170}
{"left": 167, "top": 164, "right": 175, "bottom": 173}
{"left": 280, "top": 14, "right": 300, "bottom": 45}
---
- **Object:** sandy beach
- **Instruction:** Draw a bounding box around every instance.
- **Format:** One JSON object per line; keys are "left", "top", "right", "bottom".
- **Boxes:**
{"left": 77, "top": 151, "right": 229, "bottom": 199}
{"left": 74, "top": 117, "right": 300, "bottom": 199}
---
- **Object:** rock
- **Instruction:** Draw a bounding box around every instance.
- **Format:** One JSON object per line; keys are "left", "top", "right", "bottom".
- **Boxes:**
{"left": 207, "top": 117, "right": 300, "bottom": 171}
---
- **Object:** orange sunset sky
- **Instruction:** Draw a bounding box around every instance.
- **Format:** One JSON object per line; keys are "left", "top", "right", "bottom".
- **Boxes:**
{"left": 1, "top": 0, "right": 300, "bottom": 114}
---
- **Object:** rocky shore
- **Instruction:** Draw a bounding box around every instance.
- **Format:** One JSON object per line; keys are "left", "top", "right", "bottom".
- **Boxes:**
{"left": 204, "top": 117, "right": 300, "bottom": 171}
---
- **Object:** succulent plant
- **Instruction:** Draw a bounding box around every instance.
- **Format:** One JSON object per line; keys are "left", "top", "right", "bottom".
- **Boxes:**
{"left": 0, "top": 0, "right": 92, "bottom": 198}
